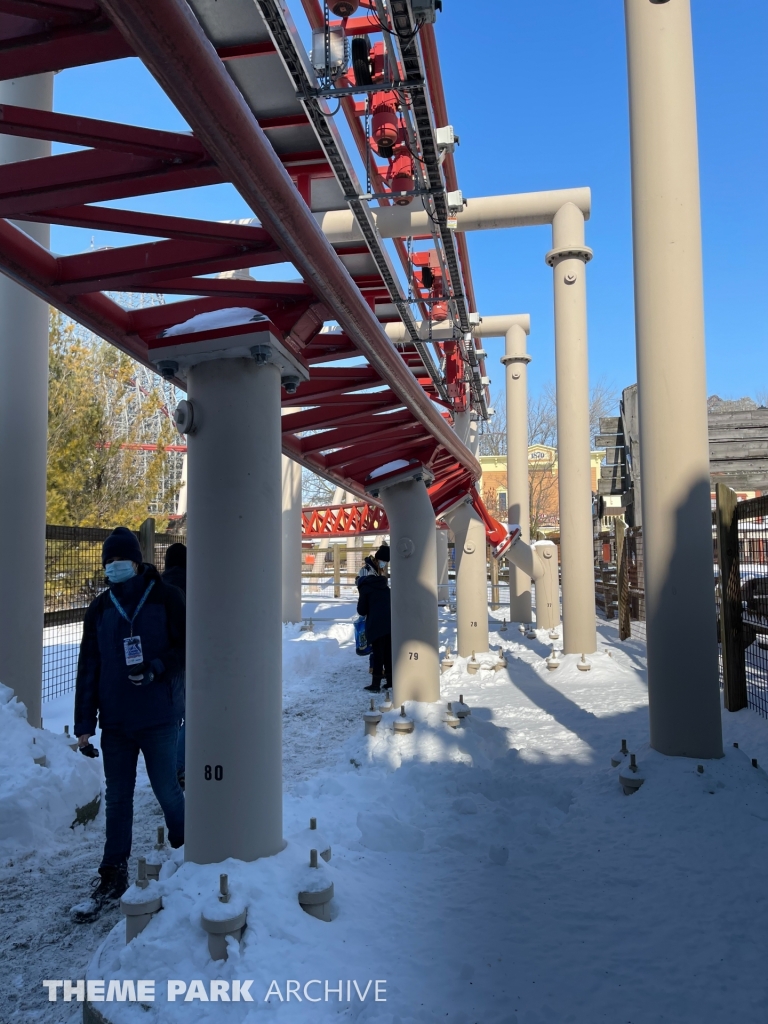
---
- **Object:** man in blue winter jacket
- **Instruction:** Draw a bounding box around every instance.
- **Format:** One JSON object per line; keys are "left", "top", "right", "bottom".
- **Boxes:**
{"left": 71, "top": 527, "right": 186, "bottom": 923}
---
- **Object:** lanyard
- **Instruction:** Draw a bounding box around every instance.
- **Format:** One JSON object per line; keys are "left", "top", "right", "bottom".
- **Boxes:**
{"left": 110, "top": 580, "right": 155, "bottom": 633}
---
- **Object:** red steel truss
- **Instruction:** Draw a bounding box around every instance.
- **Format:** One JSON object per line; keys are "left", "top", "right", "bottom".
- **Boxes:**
{"left": 301, "top": 502, "right": 388, "bottom": 538}
{"left": 0, "top": 0, "right": 509, "bottom": 539}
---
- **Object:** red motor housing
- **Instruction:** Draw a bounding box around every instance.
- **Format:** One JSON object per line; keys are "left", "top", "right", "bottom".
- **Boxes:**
{"left": 371, "top": 90, "right": 398, "bottom": 149}
{"left": 371, "top": 110, "right": 399, "bottom": 149}
{"left": 389, "top": 148, "right": 414, "bottom": 205}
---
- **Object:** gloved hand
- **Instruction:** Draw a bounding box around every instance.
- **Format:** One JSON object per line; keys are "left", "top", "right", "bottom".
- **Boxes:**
{"left": 127, "top": 661, "right": 155, "bottom": 686}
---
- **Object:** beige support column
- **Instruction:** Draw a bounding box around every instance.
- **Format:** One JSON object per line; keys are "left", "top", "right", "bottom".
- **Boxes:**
{"left": 281, "top": 455, "right": 302, "bottom": 623}
{"left": 0, "top": 74, "right": 53, "bottom": 727}
{"left": 501, "top": 323, "right": 532, "bottom": 622}
{"left": 185, "top": 356, "right": 284, "bottom": 863}
{"left": 177, "top": 452, "right": 188, "bottom": 517}
{"left": 625, "top": 0, "right": 722, "bottom": 757}
{"left": 506, "top": 537, "right": 560, "bottom": 631}
{"left": 444, "top": 500, "right": 489, "bottom": 657}
{"left": 436, "top": 527, "right": 450, "bottom": 605}
{"left": 371, "top": 471, "right": 439, "bottom": 704}
{"left": 546, "top": 203, "right": 597, "bottom": 655}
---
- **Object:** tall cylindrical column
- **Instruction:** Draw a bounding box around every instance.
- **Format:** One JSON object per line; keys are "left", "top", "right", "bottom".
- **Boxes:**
{"left": 176, "top": 452, "right": 188, "bottom": 517}
{"left": 625, "top": 0, "right": 722, "bottom": 758}
{"left": 546, "top": 203, "right": 596, "bottom": 655}
{"left": 185, "top": 357, "right": 283, "bottom": 863}
{"left": 0, "top": 74, "right": 53, "bottom": 727}
{"left": 436, "top": 527, "right": 449, "bottom": 605}
{"left": 281, "top": 455, "right": 302, "bottom": 623}
{"left": 502, "top": 324, "right": 532, "bottom": 622}
{"left": 444, "top": 501, "right": 489, "bottom": 657}
{"left": 378, "top": 477, "right": 439, "bottom": 703}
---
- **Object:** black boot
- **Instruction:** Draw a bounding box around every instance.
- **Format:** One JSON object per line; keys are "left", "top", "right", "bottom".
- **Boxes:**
{"left": 364, "top": 677, "right": 382, "bottom": 692}
{"left": 70, "top": 863, "right": 129, "bottom": 923}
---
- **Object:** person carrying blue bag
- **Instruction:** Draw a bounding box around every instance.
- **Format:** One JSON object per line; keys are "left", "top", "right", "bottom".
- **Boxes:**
{"left": 71, "top": 527, "right": 186, "bottom": 923}
{"left": 356, "top": 545, "right": 392, "bottom": 693}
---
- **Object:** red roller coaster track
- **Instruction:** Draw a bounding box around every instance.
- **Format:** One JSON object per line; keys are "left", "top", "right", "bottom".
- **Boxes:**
{"left": 0, "top": 0, "right": 506, "bottom": 539}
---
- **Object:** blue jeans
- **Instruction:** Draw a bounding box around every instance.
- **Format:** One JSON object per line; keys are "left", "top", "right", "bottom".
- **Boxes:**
{"left": 100, "top": 723, "right": 185, "bottom": 868}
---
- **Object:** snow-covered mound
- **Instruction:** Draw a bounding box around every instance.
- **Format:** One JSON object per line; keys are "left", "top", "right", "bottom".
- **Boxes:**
{"left": 0, "top": 682, "right": 102, "bottom": 855}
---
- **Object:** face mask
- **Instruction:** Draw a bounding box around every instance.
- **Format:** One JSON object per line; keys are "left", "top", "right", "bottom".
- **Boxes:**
{"left": 105, "top": 560, "right": 136, "bottom": 584}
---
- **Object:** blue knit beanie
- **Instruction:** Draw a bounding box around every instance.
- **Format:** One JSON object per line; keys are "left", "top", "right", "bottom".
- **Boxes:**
{"left": 102, "top": 527, "right": 143, "bottom": 566}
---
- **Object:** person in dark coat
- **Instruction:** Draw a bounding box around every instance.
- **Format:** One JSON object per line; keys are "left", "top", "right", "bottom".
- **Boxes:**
{"left": 356, "top": 546, "right": 392, "bottom": 693}
{"left": 161, "top": 542, "right": 187, "bottom": 594}
{"left": 71, "top": 527, "right": 186, "bottom": 923}
{"left": 161, "top": 542, "right": 187, "bottom": 788}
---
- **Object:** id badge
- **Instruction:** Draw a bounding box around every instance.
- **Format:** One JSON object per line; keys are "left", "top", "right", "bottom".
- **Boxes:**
{"left": 124, "top": 636, "right": 143, "bottom": 666}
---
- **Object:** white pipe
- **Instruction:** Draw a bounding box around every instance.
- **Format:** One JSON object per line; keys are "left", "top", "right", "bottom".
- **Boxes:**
{"left": 436, "top": 528, "right": 449, "bottom": 605}
{"left": 504, "top": 536, "right": 559, "bottom": 632}
{"left": 443, "top": 501, "right": 489, "bottom": 657}
{"left": 281, "top": 455, "right": 302, "bottom": 623}
{"left": 0, "top": 73, "right": 53, "bottom": 728}
{"left": 176, "top": 452, "right": 188, "bottom": 517}
{"left": 384, "top": 314, "right": 529, "bottom": 343}
{"left": 503, "top": 324, "right": 532, "bottom": 623}
{"left": 315, "top": 189, "right": 591, "bottom": 245}
{"left": 625, "top": 0, "right": 722, "bottom": 758}
{"left": 185, "top": 356, "right": 283, "bottom": 863}
{"left": 376, "top": 476, "right": 439, "bottom": 704}
{"left": 548, "top": 203, "right": 597, "bottom": 655}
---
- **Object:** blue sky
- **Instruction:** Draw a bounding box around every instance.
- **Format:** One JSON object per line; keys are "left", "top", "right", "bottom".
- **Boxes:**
{"left": 50, "top": 0, "right": 767, "bottom": 407}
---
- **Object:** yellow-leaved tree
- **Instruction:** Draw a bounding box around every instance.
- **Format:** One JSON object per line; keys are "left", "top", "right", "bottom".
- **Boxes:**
{"left": 47, "top": 309, "right": 181, "bottom": 530}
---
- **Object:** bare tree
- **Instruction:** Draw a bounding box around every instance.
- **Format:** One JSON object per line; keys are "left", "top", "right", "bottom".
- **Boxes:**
{"left": 302, "top": 469, "right": 336, "bottom": 507}
{"left": 529, "top": 460, "right": 560, "bottom": 537}
{"left": 589, "top": 377, "right": 620, "bottom": 444}
{"left": 528, "top": 383, "right": 558, "bottom": 447}
{"left": 526, "top": 377, "right": 619, "bottom": 449}
{"left": 477, "top": 392, "right": 507, "bottom": 456}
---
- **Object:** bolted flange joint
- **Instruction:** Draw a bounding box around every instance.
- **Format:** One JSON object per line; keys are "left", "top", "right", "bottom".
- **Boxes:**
{"left": 544, "top": 245, "right": 594, "bottom": 267}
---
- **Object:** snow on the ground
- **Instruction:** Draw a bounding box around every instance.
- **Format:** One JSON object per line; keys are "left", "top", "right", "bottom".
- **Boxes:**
{"left": 3, "top": 607, "right": 768, "bottom": 1023}
{"left": 0, "top": 682, "right": 101, "bottom": 857}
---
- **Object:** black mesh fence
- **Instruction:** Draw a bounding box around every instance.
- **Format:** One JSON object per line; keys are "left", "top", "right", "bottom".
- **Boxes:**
{"left": 43, "top": 524, "right": 185, "bottom": 701}
{"left": 735, "top": 495, "right": 768, "bottom": 717}
{"left": 625, "top": 527, "right": 647, "bottom": 643}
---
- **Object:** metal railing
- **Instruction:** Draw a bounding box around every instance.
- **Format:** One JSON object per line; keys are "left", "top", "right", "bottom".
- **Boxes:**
{"left": 715, "top": 487, "right": 768, "bottom": 718}
{"left": 43, "top": 521, "right": 185, "bottom": 701}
